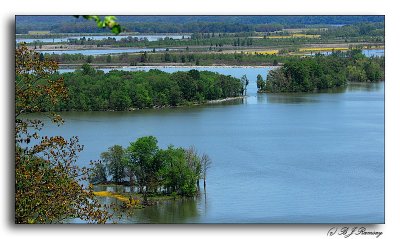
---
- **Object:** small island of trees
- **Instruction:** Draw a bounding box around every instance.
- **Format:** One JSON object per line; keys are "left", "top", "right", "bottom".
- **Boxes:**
{"left": 89, "top": 136, "right": 211, "bottom": 206}
{"left": 256, "top": 49, "right": 384, "bottom": 93}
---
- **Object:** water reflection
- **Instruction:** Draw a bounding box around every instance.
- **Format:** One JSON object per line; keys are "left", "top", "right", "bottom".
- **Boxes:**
{"left": 318, "top": 86, "right": 347, "bottom": 94}
{"left": 345, "top": 82, "right": 383, "bottom": 92}
{"left": 257, "top": 82, "right": 383, "bottom": 105}
{"left": 127, "top": 197, "right": 200, "bottom": 223}
{"left": 93, "top": 185, "right": 202, "bottom": 223}
{"left": 261, "top": 94, "right": 319, "bottom": 104}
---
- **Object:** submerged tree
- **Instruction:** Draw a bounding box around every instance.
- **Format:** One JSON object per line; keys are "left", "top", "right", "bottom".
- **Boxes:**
{"left": 241, "top": 75, "right": 249, "bottom": 95}
{"left": 15, "top": 43, "right": 110, "bottom": 223}
{"left": 126, "top": 136, "right": 160, "bottom": 204}
{"left": 256, "top": 74, "right": 266, "bottom": 91}
{"left": 101, "top": 145, "right": 126, "bottom": 184}
{"left": 89, "top": 161, "right": 108, "bottom": 185}
{"left": 200, "top": 154, "right": 212, "bottom": 189}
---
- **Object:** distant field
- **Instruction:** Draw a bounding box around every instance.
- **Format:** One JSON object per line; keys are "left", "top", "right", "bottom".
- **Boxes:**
{"left": 246, "top": 50, "right": 279, "bottom": 55}
{"left": 299, "top": 47, "right": 348, "bottom": 52}
{"left": 252, "top": 34, "right": 321, "bottom": 39}
{"left": 28, "top": 30, "right": 51, "bottom": 35}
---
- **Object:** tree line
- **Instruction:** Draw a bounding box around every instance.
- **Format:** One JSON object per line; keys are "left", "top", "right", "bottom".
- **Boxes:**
{"left": 257, "top": 49, "right": 384, "bottom": 93}
{"left": 46, "top": 66, "right": 244, "bottom": 111}
{"left": 16, "top": 16, "right": 384, "bottom": 34}
{"left": 90, "top": 136, "right": 211, "bottom": 203}
{"left": 43, "top": 51, "right": 286, "bottom": 66}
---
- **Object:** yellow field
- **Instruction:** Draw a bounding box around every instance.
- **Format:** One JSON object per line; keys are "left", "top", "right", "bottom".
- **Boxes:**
{"left": 292, "top": 34, "right": 321, "bottom": 38}
{"left": 28, "top": 31, "right": 51, "bottom": 35}
{"left": 264, "top": 34, "right": 320, "bottom": 39}
{"left": 93, "top": 191, "right": 140, "bottom": 206}
{"left": 283, "top": 28, "right": 328, "bottom": 33}
{"left": 299, "top": 47, "right": 348, "bottom": 52}
{"left": 246, "top": 50, "right": 279, "bottom": 55}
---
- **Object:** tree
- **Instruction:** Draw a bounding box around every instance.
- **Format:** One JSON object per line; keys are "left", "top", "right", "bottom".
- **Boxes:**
{"left": 126, "top": 136, "right": 160, "bottom": 204}
{"left": 110, "top": 90, "right": 131, "bottom": 110}
{"left": 106, "top": 54, "right": 112, "bottom": 63}
{"left": 184, "top": 146, "right": 202, "bottom": 193}
{"left": 256, "top": 74, "right": 265, "bottom": 91}
{"left": 364, "top": 60, "right": 383, "bottom": 82}
{"left": 346, "top": 65, "right": 367, "bottom": 82}
{"left": 200, "top": 154, "right": 211, "bottom": 189}
{"left": 158, "top": 146, "right": 202, "bottom": 197}
{"left": 81, "top": 63, "right": 96, "bottom": 75}
{"left": 39, "top": 53, "right": 45, "bottom": 62}
{"left": 86, "top": 55, "right": 94, "bottom": 64}
{"left": 15, "top": 43, "right": 110, "bottom": 223}
{"left": 241, "top": 75, "right": 249, "bottom": 95}
{"left": 100, "top": 145, "right": 126, "bottom": 183}
{"left": 89, "top": 161, "right": 108, "bottom": 185}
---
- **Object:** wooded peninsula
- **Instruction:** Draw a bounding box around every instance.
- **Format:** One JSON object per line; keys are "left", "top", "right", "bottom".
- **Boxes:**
{"left": 46, "top": 65, "right": 245, "bottom": 111}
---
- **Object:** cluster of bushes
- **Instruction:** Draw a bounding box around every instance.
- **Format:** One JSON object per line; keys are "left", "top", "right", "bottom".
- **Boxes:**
{"left": 258, "top": 50, "right": 384, "bottom": 93}
{"left": 89, "top": 136, "right": 211, "bottom": 200}
{"left": 50, "top": 66, "right": 244, "bottom": 111}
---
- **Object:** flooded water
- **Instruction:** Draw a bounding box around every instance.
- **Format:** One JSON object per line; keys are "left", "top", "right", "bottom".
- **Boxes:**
{"left": 34, "top": 67, "right": 384, "bottom": 223}
{"left": 307, "top": 49, "right": 384, "bottom": 57}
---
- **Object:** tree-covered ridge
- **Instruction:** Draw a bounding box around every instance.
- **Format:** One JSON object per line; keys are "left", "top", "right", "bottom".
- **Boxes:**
{"left": 50, "top": 66, "right": 244, "bottom": 111}
{"left": 258, "top": 50, "right": 384, "bottom": 93}
{"left": 16, "top": 16, "right": 384, "bottom": 34}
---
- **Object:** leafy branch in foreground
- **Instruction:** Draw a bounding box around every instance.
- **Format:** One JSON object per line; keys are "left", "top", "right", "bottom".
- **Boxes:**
{"left": 74, "top": 15, "right": 123, "bottom": 34}
{"left": 15, "top": 43, "right": 111, "bottom": 223}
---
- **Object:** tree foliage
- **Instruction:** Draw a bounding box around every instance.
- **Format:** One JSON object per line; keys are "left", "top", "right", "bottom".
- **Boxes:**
{"left": 264, "top": 50, "right": 384, "bottom": 93}
{"left": 45, "top": 66, "right": 243, "bottom": 111}
{"left": 74, "top": 15, "right": 123, "bottom": 34}
{"left": 15, "top": 44, "right": 110, "bottom": 223}
{"left": 90, "top": 137, "right": 209, "bottom": 201}
{"left": 101, "top": 145, "right": 126, "bottom": 183}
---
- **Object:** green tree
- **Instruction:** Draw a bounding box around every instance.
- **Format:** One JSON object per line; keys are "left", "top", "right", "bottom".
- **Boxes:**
{"left": 158, "top": 146, "right": 201, "bottom": 196}
{"left": 86, "top": 55, "right": 94, "bottom": 64}
{"left": 346, "top": 65, "right": 367, "bottom": 82}
{"left": 101, "top": 145, "right": 126, "bottom": 183}
{"left": 81, "top": 63, "right": 96, "bottom": 75}
{"left": 256, "top": 74, "right": 265, "bottom": 91}
{"left": 106, "top": 54, "right": 112, "bottom": 63}
{"left": 364, "top": 60, "right": 383, "bottom": 82}
{"left": 39, "top": 53, "right": 45, "bottom": 62}
{"left": 110, "top": 90, "right": 131, "bottom": 110}
{"left": 126, "top": 136, "right": 160, "bottom": 204}
{"left": 89, "top": 161, "right": 108, "bottom": 184}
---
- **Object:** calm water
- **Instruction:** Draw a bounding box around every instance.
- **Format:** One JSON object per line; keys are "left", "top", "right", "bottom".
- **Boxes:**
{"left": 307, "top": 49, "right": 384, "bottom": 57}
{"left": 37, "top": 47, "right": 177, "bottom": 56}
{"left": 34, "top": 67, "right": 384, "bottom": 223}
{"left": 16, "top": 34, "right": 191, "bottom": 43}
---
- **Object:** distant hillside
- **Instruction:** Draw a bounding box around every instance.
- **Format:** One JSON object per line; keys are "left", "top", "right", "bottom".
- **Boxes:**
{"left": 16, "top": 15, "right": 384, "bottom": 34}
